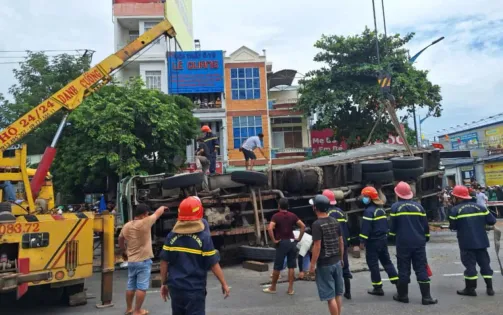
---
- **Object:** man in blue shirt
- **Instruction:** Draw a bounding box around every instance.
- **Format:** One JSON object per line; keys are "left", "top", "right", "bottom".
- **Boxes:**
{"left": 160, "top": 196, "right": 230, "bottom": 314}
{"left": 0, "top": 181, "right": 16, "bottom": 202}
{"left": 390, "top": 181, "right": 437, "bottom": 305}
{"left": 359, "top": 186, "right": 398, "bottom": 296}
{"left": 201, "top": 125, "right": 220, "bottom": 174}
{"left": 449, "top": 185, "right": 497, "bottom": 297}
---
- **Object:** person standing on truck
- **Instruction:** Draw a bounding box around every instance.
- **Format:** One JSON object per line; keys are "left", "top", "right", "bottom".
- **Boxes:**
{"left": 196, "top": 137, "right": 210, "bottom": 191}
{"left": 308, "top": 194, "right": 344, "bottom": 315}
{"left": 359, "top": 186, "right": 399, "bottom": 296}
{"left": 264, "top": 197, "right": 305, "bottom": 295}
{"left": 119, "top": 203, "right": 167, "bottom": 315}
{"left": 159, "top": 196, "right": 230, "bottom": 313}
{"left": 240, "top": 133, "right": 266, "bottom": 171}
{"left": 323, "top": 189, "right": 352, "bottom": 300}
{"left": 390, "top": 181, "right": 438, "bottom": 305}
{"left": 449, "top": 185, "right": 497, "bottom": 297}
{"left": 201, "top": 125, "right": 220, "bottom": 174}
{"left": 0, "top": 181, "right": 16, "bottom": 202}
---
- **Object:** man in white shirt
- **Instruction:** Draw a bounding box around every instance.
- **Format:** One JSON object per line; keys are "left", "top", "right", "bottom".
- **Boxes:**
{"left": 476, "top": 187, "right": 488, "bottom": 207}
{"left": 240, "top": 133, "right": 266, "bottom": 170}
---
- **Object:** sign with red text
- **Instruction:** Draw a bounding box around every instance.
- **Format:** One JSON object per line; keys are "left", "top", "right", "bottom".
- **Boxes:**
{"left": 310, "top": 128, "right": 405, "bottom": 153}
{"left": 311, "top": 129, "right": 347, "bottom": 153}
{"left": 167, "top": 50, "right": 224, "bottom": 94}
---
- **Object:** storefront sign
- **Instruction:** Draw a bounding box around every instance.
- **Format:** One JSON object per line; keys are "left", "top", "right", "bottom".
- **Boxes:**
{"left": 310, "top": 129, "right": 347, "bottom": 153}
{"left": 167, "top": 50, "right": 224, "bottom": 94}
{"left": 484, "top": 125, "right": 503, "bottom": 148}
{"left": 451, "top": 132, "right": 479, "bottom": 150}
{"left": 310, "top": 129, "right": 404, "bottom": 153}
{"left": 484, "top": 161, "right": 503, "bottom": 186}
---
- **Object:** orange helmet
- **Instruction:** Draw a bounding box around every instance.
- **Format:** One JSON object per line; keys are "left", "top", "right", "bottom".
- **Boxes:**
{"left": 322, "top": 189, "right": 337, "bottom": 205}
{"left": 452, "top": 185, "right": 472, "bottom": 200}
{"left": 394, "top": 181, "right": 413, "bottom": 199}
{"left": 178, "top": 196, "right": 204, "bottom": 221}
{"left": 361, "top": 186, "right": 379, "bottom": 200}
{"left": 201, "top": 125, "right": 211, "bottom": 133}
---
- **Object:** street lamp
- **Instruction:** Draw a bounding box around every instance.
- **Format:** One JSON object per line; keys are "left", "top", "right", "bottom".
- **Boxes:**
{"left": 409, "top": 36, "right": 445, "bottom": 147}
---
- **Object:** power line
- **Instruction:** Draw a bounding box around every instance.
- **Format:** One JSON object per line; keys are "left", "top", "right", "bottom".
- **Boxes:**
{"left": 0, "top": 49, "right": 91, "bottom": 53}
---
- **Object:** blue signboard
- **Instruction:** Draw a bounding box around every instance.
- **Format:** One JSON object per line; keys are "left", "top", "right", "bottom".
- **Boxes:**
{"left": 167, "top": 50, "right": 224, "bottom": 94}
{"left": 451, "top": 132, "right": 479, "bottom": 150}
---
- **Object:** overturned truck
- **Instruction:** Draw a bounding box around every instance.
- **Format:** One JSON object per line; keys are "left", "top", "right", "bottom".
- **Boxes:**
{"left": 118, "top": 144, "right": 443, "bottom": 261}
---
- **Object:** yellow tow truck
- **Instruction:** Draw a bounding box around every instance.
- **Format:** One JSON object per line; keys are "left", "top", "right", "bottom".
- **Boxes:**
{"left": 0, "top": 19, "right": 177, "bottom": 306}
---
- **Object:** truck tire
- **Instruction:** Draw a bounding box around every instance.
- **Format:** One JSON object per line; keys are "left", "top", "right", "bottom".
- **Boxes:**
{"left": 0, "top": 202, "right": 12, "bottom": 212}
{"left": 393, "top": 167, "right": 424, "bottom": 181}
{"left": 239, "top": 245, "right": 276, "bottom": 261}
{"left": 231, "top": 171, "right": 268, "bottom": 187}
{"left": 362, "top": 170, "right": 394, "bottom": 183}
{"left": 162, "top": 172, "right": 203, "bottom": 190}
{"left": 361, "top": 160, "right": 392, "bottom": 172}
{"left": 390, "top": 156, "right": 423, "bottom": 169}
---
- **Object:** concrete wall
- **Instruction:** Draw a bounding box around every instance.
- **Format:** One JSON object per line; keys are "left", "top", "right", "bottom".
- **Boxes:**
{"left": 165, "top": 0, "right": 194, "bottom": 50}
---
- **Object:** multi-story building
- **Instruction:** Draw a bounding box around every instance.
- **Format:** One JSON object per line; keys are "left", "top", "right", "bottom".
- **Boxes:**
{"left": 112, "top": 0, "right": 194, "bottom": 93}
{"left": 224, "top": 46, "right": 311, "bottom": 170}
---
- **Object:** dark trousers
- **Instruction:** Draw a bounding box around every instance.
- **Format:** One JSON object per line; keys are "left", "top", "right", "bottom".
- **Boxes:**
{"left": 170, "top": 289, "right": 206, "bottom": 315}
{"left": 460, "top": 248, "right": 493, "bottom": 280}
{"left": 397, "top": 246, "right": 429, "bottom": 284}
{"left": 209, "top": 152, "right": 216, "bottom": 174}
{"left": 366, "top": 238, "right": 398, "bottom": 286}
{"left": 342, "top": 245, "right": 352, "bottom": 279}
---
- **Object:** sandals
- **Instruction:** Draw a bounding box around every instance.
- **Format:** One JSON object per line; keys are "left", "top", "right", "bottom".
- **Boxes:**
{"left": 287, "top": 290, "right": 295, "bottom": 295}
{"left": 125, "top": 310, "right": 149, "bottom": 315}
{"left": 262, "top": 288, "right": 277, "bottom": 294}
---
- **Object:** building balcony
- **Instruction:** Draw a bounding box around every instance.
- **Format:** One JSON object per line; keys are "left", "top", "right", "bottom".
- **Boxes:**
{"left": 268, "top": 98, "right": 298, "bottom": 109}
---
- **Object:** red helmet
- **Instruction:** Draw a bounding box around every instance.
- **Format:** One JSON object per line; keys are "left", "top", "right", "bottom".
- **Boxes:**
{"left": 394, "top": 181, "right": 413, "bottom": 199}
{"left": 452, "top": 185, "right": 472, "bottom": 200}
{"left": 178, "top": 196, "right": 204, "bottom": 221}
{"left": 322, "top": 189, "right": 337, "bottom": 205}
{"left": 201, "top": 125, "right": 211, "bottom": 133}
{"left": 361, "top": 186, "right": 379, "bottom": 200}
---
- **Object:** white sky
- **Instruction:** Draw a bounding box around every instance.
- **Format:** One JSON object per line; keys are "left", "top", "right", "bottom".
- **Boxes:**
{"left": 0, "top": 0, "right": 502, "bottom": 139}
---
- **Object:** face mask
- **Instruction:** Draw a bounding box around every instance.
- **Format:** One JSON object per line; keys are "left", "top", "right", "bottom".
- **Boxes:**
{"left": 362, "top": 197, "right": 371, "bottom": 205}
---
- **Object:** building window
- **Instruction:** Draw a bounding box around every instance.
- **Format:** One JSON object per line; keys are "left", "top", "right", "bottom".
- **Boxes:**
{"left": 128, "top": 30, "right": 139, "bottom": 43}
{"left": 145, "top": 71, "right": 162, "bottom": 90}
{"left": 272, "top": 126, "right": 303, "bottom": 149}
{"left": 144, "top": 22, "right": 161, "bottom": 44}
{"left": 230, "top": 68, "right": 260, "bottom": 100}
{"left": 232, "top": 116, "right": 262, "bottom": 149}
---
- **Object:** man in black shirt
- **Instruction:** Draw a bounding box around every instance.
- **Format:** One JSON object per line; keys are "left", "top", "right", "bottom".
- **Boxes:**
{"left": 309, "top": 194, "right": 344, "bottom": 315}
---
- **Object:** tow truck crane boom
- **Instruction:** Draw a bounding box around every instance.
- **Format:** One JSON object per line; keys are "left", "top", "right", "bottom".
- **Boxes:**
{"left": 0, "top": 20, "right": 176, "bottom": 198}
{"left": 0, "top": 20, "right": 176, "bottom": 151}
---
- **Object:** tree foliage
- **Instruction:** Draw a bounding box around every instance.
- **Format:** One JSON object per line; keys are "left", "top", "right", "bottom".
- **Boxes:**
{"left": 52, "top": 78, "right": 199, "bottom": 201}
{"left": 298, "top": 28, "right": 442, "bottom": 148}
{"left": 0, "top": 52, "right": 92, "bottom": 153}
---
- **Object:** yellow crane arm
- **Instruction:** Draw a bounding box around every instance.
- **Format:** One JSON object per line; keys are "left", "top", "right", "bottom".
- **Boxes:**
{"left": 0, "top": 20, "right": 176, "bottom": 152}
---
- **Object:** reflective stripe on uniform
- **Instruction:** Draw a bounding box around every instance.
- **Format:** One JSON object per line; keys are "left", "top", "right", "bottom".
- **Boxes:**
{"left": 162, "top": 245, "right": 216, "bottom": 256}
{"left": 425, "top": 234, "right": 430, "bottom": 237}
{"left": 390, "top": 212, "right": 426, "bottom": 217}
{"left": 482, "top": 275, "right": 493, "bottom": 279}
{"left": 464, "top": 275, "right": 478, "bottom": 280}
{"left": 450, "top": 211, "right": 489, "bottom": 220}
{"left": 372, "top": 281, "right": 383, "bottom": 285}
{"left": 389, "top": 232, "right": 396, "bottom": 236}
{"left": 203, "top": 137, "right": 217, "bottom": 142}
{"left": 389, "top": 276, "right": 399, "bottom": 281}
{"left": 363, "top": 215, "right": 386, "bottom": 221}
{"left": 359, "top": 234, "right": 368, "bottom": 239}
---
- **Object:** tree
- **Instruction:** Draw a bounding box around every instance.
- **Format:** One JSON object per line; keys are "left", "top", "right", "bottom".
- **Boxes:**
{"left": 0, "top": 52, "right": 92, "bottom": 153}
{"left": 298, "top": 28, "right": 442, "bottom": 148}
{"left": 51, "top": 78, "right": 199, "bottom": 202}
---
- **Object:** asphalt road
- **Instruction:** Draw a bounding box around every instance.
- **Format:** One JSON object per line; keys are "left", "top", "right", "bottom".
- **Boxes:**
{"left": 3, "top": 232, "right": 503, "bottom": 315}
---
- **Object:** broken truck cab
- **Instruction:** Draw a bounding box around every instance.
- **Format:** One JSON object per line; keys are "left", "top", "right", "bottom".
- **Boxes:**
{"left": 118, "top": 143, "right": 443, "bottom": 261}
